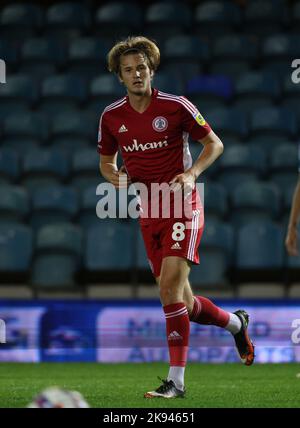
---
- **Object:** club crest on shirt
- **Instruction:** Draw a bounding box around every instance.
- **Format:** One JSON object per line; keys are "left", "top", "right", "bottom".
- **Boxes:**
{"left": 193, "top": 112, "right": 206, "bottom": 126}
{"left": 152, "top": 116, "right": 168, "bottom": 132}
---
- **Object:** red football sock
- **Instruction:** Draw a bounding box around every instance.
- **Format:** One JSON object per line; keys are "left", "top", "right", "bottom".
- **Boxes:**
{"left": 163, "top": 302, "right": 190, "bottom": 367}
{"left": 190, "top": 296, "right": 229, "bottom": 328}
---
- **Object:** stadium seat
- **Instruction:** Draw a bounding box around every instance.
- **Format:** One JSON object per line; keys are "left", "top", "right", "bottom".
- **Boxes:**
{"left": 204, "top": 109, "right": 248, "bottom": 140}
{"left": 189, "top": 221, "right": 234, "bottom": 286}
{"left": 71, "top": 149, "right": 104, "bottom": 191}
{"left": 0, "top": 3, "right": 43, "bottom": 40}
{"left": 231, "top": 181, "right": 281, "bottom": 226}
{"left": 45, "top": 2, "right": 91, "bottom": 40}
{"left": 67, "top": 38, "right": 109, "bottom": 78}
{"left": 31, "top": 185, "right": 79, "bottom": 230}
{"left": 22, "top": 149, "right": 69, "bottom": 191}
{"left": 0, "top": 185, "right": 29, "bottom": 225}
{"left": 32, "top": 223, "right": 83, "bottom": 288}
{"left": 20, "top": 38, "right": 66, "bottom": 78}
{"left": 1, "top": 137, "right": 41, "bottom": 154}
{"left": 89, "top": 75, "right": 126, "bottom": 107}
{"left": 84, "top": 222, "right": 133, "bottom": 279}
{"left": 0, "top": 74, "right": 39, "bottom": 112}
{"left": 194, "top": 1, "right": 242, "bottom": 38}
{"left": 4, "top": 112, "right": 49, "bottom": 143}
{"left": 0, "top": 149, "right": 20, "bottom": 184}
{"left": 0, "top": 224, "right": 33, "bottom": 281}
{"left": 269, "top": 144, "right": 298, "bottom": 192}
{"left": 144, "top": 1, "right": 191, "bottom": 43}
{"left": 243, "top": 0, "right": 286, "bottom": 36}
{"left": 235, "top": 221, "right": 285, "bottom": 282}
{"left": 261, "top": 34, "right": 300, "bottom": 79}
{"left": 211, "top": 35, "right": 258, "bottom": 78}
{"left": 79, "top": 185, "right": 107, "bottom": 229}
{"left": 153, "top": 72, "right": 183, "bottom": 95}
{"left": 249, "top": 107, "right": 297, "bottom": 141}
{"left": 281, "top": 73, "right": 300, "bottom": 116}
{"left": 51, "top": 111, "right": 96, "bottom": 142}
{"left": 79, "top": 183, "right": 135, "bottom": 229}
{"left": 203, "top": 182, "right": 228, "bottom": 221}
{"left": 291, "top": 1, "right": 300, "bottom": 33}
{"left": 218, "top": 145, "right": 266, "bottom": 189}
{"left": 40, "top": 74, "right": 87, "bottom": 114}
{"left": 186, "top": 75, "right": 233, "bottom": 105}
{"left": 234, "top": 72, "right": 280, "bottom": 113}
{"left": 162, "top": 35, "right": 207, "bottom": 84}
{"left": 0, "top": 40, "right": 18, "bottom": 69}
{"left": 95, "top": 2, "right": 143, "bottom": 39}
{"left": 163, "top": 34, "right": 210, "bottom": 68}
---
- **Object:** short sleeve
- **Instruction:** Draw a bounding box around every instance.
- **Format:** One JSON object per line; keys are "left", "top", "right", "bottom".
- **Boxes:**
{"left": 180, "top": 96, "right": 212, "bottom": 140}
{"left": 97, "top": 111, "right": 118, "bottom": 155}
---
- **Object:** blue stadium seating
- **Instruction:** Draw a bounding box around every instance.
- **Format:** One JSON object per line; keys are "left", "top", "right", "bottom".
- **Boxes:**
{"left": 204, "top": 109, "right": 248, "bottom": 140}
{"left": 186, "top": 76, "right": 233, "bottom": 103}
{"left": 250, "top": 107, "right": 298, "bottom": 141}
{"left": 291, "top": 1, "right": 300, "bottom": 33}
{"left": 210, "top": 35, "right": 258, "bottom": 78}
{"left": 153, "top": 72, "right": 183, "bottom": 95}
{"left": 0, "top": 3, "right": 43, "bottom": 40}
{"left": 231, "top": 181, "right": 281, "bottom": 226}
{"left": 45, "top": 2, "right": 91, "bottom": 40}
{"left": 72, "top": 149, "right": 103, "bottom": 191}
{"left": 194, "top": 1, "right": 242, "bottom": 39}
{"left": 218, "top": 145, "right": 266, "bottom": 189}
{"left": 20, "top": 38, "right": 66, "bottom": 78}
{"left": 0, "top": 40, "right": 18, "bottom": 68}
{"left": 95, "top": 2, "right": 142, "bottom": 39}
{"left": 32, "top": 223, "right": 82, "bottom": 287}
{"left": 0, "top": 224, "right": 33, "bottom": 276}
{"left": 40, "top": 74, "right": 87, "bottom": 114}
{"left": 269, "top": 144, "right": 298, "bottom": 192}
{"left": 236, "top": 221, "right": 285, "bottom": 280}
{"left": 163, "top": 35, "right": 209, "bottom": 83}
{"left": 281, "top": 73, "right": 300, "bottom": 116}
{"left": 85, "top": 222, "right": 133, "bottom": 272}
{"left": 22, "top": 150, "right": 70, "bottom": 191}
{"left": 0, "top": 74, "right": 39, "bottom": 114}
{"left": 234, "top": 72, "right": 280, "bottom": 113}
{"left": 189, "top": 220, "right": 234, "bottom": 286}
{"left": 68, "top": 38, "right": 109, "bottom": 78}
{"left": 243, "top": 0, "right": 286, "bottom": 36}
{"left": 80, "top": 185, "right": 107, "bottom": 229}
{"left": 31, "top": 185, "right": 78, "bottom": 230}
{"left": 0, "top": 149, "right": 20, "bottom": 183}
{"left": 0, "top": 185, "right": 29, "bottom": 224}
{"left": 145, "top": 1, "right": 191, "bottom": 42}
{"left": 203, "top": 182, "right": 228, "bottom": 221}
{"left": 90, "top": 75, "right": 125, "bottom": 107}
{"left": 51, "top": 111, "right": 95, "bottom": 142}
{"left": 4, "top": 112, "right": 49, "bottom": 143}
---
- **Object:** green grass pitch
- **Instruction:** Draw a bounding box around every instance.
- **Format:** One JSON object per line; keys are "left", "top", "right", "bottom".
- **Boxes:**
{"left": 0, "top": 363, "right": 299, "bottom": 408}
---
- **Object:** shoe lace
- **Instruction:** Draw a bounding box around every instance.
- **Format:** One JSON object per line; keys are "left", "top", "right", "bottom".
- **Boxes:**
{"left": 155, "top": 377, "right": 173, "bottom": 394}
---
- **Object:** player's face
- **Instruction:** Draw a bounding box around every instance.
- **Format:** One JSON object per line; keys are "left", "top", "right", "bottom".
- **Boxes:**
{"left": 119, "top": 53, "right": 153, "bottom": 95}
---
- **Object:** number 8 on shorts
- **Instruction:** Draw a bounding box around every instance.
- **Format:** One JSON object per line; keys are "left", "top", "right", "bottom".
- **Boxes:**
{"left": 172, "top": 222, "right": 186, "bottom": 241}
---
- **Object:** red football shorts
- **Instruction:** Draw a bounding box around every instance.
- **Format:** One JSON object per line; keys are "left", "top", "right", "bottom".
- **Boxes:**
{"left": 140, "top": 208, "right": 204, "bottom": 278}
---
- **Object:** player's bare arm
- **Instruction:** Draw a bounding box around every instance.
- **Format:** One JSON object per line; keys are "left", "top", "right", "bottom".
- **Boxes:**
{"left": 285, "top": 175, "right": 300, "bottom": 256}
{"left": 100, "top": 154, "right": 131, "bottom": 189}
{"left": 169, "top": 130, "right": 224, "bottom": 191}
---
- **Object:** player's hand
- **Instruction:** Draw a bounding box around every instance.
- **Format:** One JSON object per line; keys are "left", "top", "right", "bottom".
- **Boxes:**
{"left": 105, "top": 166, "right": 131, "bottom": 189}
{"left": 285, "top": 226, "right": 299, "bottom": 256}
{"left": 169, "top": 170, "right": 196, "bottom": 195}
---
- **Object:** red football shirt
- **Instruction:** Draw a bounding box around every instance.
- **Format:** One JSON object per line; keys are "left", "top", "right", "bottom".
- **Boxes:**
{"left": 97, "top": 88, "right": 212, "bottom": 187}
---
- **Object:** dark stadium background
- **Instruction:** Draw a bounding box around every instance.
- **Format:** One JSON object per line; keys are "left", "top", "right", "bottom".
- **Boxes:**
{"left": 0, "top": 0, "right": 300, "bottom": 406}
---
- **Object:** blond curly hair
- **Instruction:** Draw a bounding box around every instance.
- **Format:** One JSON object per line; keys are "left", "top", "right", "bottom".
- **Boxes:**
{"left": 107, "top": 36, "right": 160, "bottom": 76}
